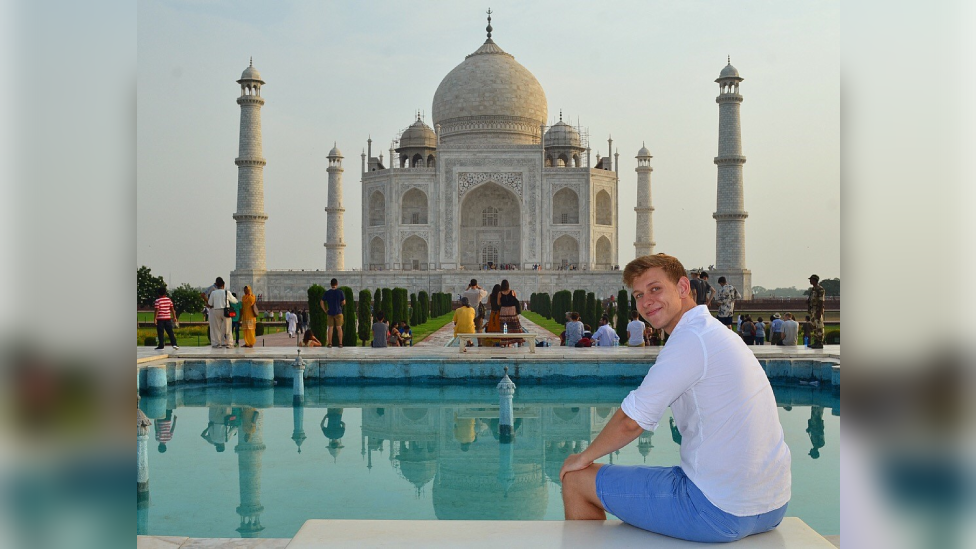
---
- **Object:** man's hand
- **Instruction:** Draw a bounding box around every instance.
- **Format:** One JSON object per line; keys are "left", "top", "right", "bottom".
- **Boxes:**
{"left": 559, "top": 453, "right": 593, "bottom": 482}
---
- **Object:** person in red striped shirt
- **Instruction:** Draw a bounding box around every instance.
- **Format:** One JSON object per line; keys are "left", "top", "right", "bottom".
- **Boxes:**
{"left": 155, "top": 409, "right": 177, "bottom": 453}
{"left": 153, "top": 286, "right": 180, "bottom": 350}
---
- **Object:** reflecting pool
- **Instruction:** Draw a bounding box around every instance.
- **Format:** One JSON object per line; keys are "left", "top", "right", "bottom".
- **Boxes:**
{"left": 137, "top": 382, "right": 838, "bottom": 538}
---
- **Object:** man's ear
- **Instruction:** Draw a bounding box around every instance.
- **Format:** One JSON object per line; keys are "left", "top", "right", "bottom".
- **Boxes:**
{"left": 677, "top": 277, "right": 691, "bottom": 298}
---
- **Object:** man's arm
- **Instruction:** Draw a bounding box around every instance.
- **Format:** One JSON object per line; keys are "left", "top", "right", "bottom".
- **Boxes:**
{"left": 319, "top": 299, "right": 327, "bottom": 314}
{"left": 560, "top": 408, "right": 643, "bottom": 481}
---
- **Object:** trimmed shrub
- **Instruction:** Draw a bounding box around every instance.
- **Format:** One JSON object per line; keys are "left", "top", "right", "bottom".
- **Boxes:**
{"left": 410, "top": 293, "right": 419, "bottom": 326}
{"left": 418, "top": 290, "right": 429, "bottom": 324}
{"left": 307, "top": 284, "right": 327, "bottom": 342}
{"left": 572, "top": 290, "right": 586, "bottom": 320}
{"left": 825, "top": 329, "right": 840, "bottom": 345}
{"left": 616, "top": 289, "right": 630, "bottom": 341}
{"left": 539, "top": 292, "right": 551, "bottom": 319}
{"left": 585, "top": 292, "right": 597, "bottom": 327}
{"left": 358, "top": 289, "right": 372, "bottom": 345}
{"left": 392, "top": 288, "right": 409, "bottom": 326}
{"left": 551, "top": 290, "right": 572, "bottom": 325}
{"left": 144, "top": 336, "right": 157, "bottom": 347}
{"left": 381, "top": 288, "right": 393, "bottom": 322}
{"left": 341, "top": 286, "right": 358, "bottom": 347}
{"left": 255, "top": 322, "right": 265, "bottom": 337}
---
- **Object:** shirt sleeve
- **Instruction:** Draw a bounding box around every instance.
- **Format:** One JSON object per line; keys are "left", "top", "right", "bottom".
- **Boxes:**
{"left": 620, "top": 330, "right": 706, "bottom": 431}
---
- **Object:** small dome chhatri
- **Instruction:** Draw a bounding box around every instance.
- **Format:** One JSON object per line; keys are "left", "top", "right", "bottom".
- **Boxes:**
{"left": 398, "top": 114, "right": 437, "bottom": 149}
{"left": 327, "top": 142, "right": 342, "bottom": 157}
{"left": 717, "top": 56, "right": 742, "bottom": 81}
{"left": 239, "top": 57, "right": 264, "bottom": 83}
{"left": 637, "top": 142, "right": 652, "bottom": 157}
{"left": 544, "top": 111, "right": 581, "bottom": 148}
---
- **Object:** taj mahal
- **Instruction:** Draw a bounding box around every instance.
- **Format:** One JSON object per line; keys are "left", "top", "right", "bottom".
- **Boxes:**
{"left": 229, "top": 15, "right": 752, "bottom": 301}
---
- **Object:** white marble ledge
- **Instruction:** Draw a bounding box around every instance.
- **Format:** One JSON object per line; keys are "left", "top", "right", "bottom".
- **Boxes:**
{"left": 286, "top": 517, "right": 835, "bottom": 548}
{"left": 137, "top": 537, "right": 290, "bottom": 548}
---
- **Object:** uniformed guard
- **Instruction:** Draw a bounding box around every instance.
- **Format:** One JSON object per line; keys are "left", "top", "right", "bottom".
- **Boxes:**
{"left": 806, "top": 274, "right": 826, "bottom": 348}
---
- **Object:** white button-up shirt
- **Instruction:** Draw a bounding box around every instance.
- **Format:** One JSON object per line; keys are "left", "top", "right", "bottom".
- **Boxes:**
{"left": 620, "top": 305, "right": 791, "bottom": 516}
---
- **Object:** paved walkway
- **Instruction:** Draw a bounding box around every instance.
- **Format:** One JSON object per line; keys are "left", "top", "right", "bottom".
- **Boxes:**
{"left": 414, "top": 314, "right": 559, "bottom": 347}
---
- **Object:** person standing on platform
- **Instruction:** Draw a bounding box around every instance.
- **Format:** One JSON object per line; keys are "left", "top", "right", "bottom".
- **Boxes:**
{"left": 206, "top": 278, "right": 237, "bottom": 348}
{"left": 200, "top": 277, "right": 220, "bottom": 344}
{"left": 769, "top": 313, "right": 784, "bottom": 345}
{"left": 714, "top": 277, "right": 740, "bottom": 330}
{"left": 153, "top": 287, "right": 179, "bottom": 350}
{"left": 462, "top": 279, "right": 488, "bottom": 332}
{"left": 806, "top": 275, "right": 826, "bottom": 348}
{"left": 240, "top": 285, "right": 258, "bottom": 348}
{"left": 699, "top": 271, "right": 715, "bottom": 307}
{"left": 781, "top": 313, "right": 800, "bottom": 346}
{"left": 320, "top": 278, "right": 346, "bottom": 348}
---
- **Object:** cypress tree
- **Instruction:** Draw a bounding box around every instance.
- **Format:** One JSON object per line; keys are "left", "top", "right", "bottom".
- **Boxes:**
{"left": 358, "top": 289, "right": 372, "bottom": 345}
{"left": 341, "top": 286, "right": 357, "bottom": 347}
{"left": 392, "top": 288, "right": 409, "bottom": 325}
{"left": 616, "top": 289, "right": 630, "bottom": 341}
{"left": 410, "top": 293, "right": 419, "bottom": 326}
{"left": 381, "top": 288, "right": 393, "bottom": 321}
{"left": 307, "top": 284, "right": 327, "bottom": 342}
{"left": 585, "top": 292, "right": 597, "bottom": 328}
{"left": 418, "top": 290, "right": 429, "bottom": 323}
{"left": 540, "top": 292, "right": 552, "bottom": 319}
{"left": 552, "top": 290, "right": 572, "bottom": 325}
{"left": 572, "top": 290, "right": 586, "bottom": 320}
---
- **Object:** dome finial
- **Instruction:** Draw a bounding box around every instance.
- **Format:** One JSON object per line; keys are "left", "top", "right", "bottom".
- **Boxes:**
{"left": 559, "top": 109, "right": 562, "bottom": 122}
{"left": 250, "top": 56, "right": 253, "bottom": 67}
{"left": 727, "top": 55, "right": 730, "bottom": 65}
{"left": 486, "top": 8, "right": 493, "bottom": 39}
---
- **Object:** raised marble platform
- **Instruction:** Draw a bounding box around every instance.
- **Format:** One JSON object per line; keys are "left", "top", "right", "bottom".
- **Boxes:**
{"left": 284, "top": 517, "right": 835, "bottom": 548}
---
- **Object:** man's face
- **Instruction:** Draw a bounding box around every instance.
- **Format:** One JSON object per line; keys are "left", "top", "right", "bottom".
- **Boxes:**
{"left": 631, "top": 267, "right": 690, "bottom": 334}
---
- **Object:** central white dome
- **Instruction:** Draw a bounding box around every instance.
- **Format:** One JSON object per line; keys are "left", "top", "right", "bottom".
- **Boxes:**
{"left": 432, "top": 39, "right": 548, "bottom": 145}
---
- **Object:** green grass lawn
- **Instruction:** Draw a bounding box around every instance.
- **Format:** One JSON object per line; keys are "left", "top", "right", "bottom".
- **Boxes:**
{"left": 521, "top": 311, "right": 564, "bottom": 335}
{"left": 409, "top": 312, "right": 455, "bottom": 344}
{"left": 138, "top": 324, "right": 286, "bottom": 346}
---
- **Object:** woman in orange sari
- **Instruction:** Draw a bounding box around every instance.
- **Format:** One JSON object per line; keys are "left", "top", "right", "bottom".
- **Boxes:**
{"left": 241, "top": 286, "right": 258, "bottom": 347}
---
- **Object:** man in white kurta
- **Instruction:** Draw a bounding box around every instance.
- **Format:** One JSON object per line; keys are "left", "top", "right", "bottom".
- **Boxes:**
{"left": 560, "top": 254, "right": 791, "bottom": 543}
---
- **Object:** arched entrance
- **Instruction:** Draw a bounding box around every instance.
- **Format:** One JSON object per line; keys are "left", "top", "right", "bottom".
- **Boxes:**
{"left": 552, "top": 235, "right": 579, "bottom": 269}
{"left": 459, "top": 182, "right": 521, "bottom": 268}
{"left": 401, "top": 235, "right": 428, "bottom": 271}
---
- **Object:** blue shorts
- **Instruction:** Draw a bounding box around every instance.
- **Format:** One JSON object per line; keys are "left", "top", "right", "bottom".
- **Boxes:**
{"left": 717, "top": 316, "right": 734, "bottom": 326}
{"left": 595, "top": 465, "right": 787, "bottom": 543}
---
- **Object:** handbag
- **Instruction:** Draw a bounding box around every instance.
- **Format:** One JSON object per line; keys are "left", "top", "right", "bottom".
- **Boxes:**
{"left": 222, "top": 291, "right": 236, "bottom": 318}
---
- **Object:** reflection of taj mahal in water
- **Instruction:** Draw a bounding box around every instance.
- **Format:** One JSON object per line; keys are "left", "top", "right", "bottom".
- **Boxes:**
{"left": 229, "top": 13, "right": 754, "bottom": 300}
{"left": 137, "top": 383, "right": 836, "bottom": 536}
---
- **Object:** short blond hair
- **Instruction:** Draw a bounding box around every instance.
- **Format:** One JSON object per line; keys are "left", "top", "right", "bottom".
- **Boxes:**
{"left": 623, "top": 253, "right": 687, "bottom": 289}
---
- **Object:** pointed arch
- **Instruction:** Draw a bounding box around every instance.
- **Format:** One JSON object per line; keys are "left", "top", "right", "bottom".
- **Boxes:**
{"left": 401, "top": 188, "right": 428, "bottom": 224}
{"left": 595, "top": 190, "right": 612, "bottom": 225}
{"left": 552, "top": 235, "right": 579, "bottom": 269}
{"left": 552, "top": 188, "right": 579, "bottom": 224}
{"left": 369, "top": 191, "right": 385, "bottom": 226}
{"left": 369, "top": 237, "right": 385, "bottom": 270}
{"left": 595, "top": 236, "right": 612, "bottom": 268}
{"left": 401, "top": 235, "right": 428, "bottom": 271}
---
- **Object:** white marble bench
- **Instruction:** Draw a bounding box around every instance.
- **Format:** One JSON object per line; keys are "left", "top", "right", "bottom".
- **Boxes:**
{"left": 286, "top": 517, "right": 835, "bottom": 548}
{"left": 455, "top": 332, "right": 541, "bottom": 353}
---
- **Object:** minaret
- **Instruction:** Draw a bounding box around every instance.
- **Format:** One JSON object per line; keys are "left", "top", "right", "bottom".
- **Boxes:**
{"left": 713, "top": 58, "right": 752, "bottom": 298}
{"left": 235, "top": 408, "right": 266, "bottom": 537}
{"left": 634, "top": 143, "right": 655, "bottom": 256}
{"left": 231, "top": 58, "right": 269, "bottom": 296}
{"left": 324, "top": 143, "right": 346, "bottom": 270}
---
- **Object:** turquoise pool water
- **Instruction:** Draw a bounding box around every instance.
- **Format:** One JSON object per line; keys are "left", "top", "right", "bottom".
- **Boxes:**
{"left": 137, "top": 382, "right": 838, "bottom": 538}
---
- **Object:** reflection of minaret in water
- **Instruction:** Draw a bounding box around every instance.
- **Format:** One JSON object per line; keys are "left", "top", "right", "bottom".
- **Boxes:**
{"left": 637, "top": 431, "right": 655, "bottom": 463}
{"left": 137, "top": 408, "right": 151, "bottom": 535}
{"left": 806, "top": 405, "right": 826, "bottom": 459}
{"left": 322, "top": 408, "right": 346, "bottom": 463}
{"left": 291, "top": 401, "right": 307, "bottom": 453}
{"left": 235, "top": 408, "right": 266, "bottom": 537}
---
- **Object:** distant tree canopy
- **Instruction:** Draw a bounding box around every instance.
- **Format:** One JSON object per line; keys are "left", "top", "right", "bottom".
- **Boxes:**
{"left": 137, "top": 266, "right": 166, "bottom": 308}
{"left": 803, "top": 278, "right": 840, "bottom": 297}
{"left": 170, "top": 283, "right": 204, "bottom": 316}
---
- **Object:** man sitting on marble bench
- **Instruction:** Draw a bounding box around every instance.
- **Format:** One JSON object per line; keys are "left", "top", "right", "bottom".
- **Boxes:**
{"left": 560, "top": 253, "right": 791, "bottom": 543}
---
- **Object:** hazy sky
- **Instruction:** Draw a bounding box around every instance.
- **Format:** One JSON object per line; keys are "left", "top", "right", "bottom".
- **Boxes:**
{"left": 137, "top": 0, "right": 839, "bottom": 290}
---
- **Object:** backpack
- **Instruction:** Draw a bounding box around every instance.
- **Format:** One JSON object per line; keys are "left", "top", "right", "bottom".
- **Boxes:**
{"left": 477, "top": 302, "right": 486, "bottom": 319}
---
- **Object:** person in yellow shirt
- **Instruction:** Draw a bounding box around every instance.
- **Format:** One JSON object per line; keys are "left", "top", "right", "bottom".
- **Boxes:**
{"left": 452, "top": 296, "right": 477, "bottom": 348}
